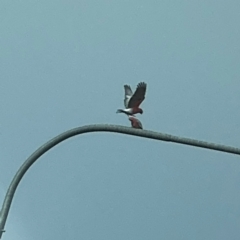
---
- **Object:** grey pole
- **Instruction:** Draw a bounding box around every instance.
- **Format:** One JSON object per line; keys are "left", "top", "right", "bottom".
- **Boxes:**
{"left": 0, "top": 124, "right": 239, "bottom": 238}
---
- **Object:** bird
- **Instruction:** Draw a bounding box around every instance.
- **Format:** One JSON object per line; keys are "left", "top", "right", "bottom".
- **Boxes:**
{"left": 128, "top": 115, "right": 143, "bottom": 129}
{"left": 116, "top": 82, "right": 147, "bottom": 115}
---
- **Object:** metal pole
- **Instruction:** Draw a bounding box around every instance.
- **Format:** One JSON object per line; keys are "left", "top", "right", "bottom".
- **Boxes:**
{"left": 0, "top": 124, "right": 239, "bottom": 238}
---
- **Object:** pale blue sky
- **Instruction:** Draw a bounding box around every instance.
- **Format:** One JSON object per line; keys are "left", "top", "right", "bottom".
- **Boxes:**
{"left": 1, "top": 1, "right": 240, "bottom": 239}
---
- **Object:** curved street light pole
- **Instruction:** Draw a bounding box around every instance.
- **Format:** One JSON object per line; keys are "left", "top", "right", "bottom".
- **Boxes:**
{"left": 0, "top": 124, "right": 240, "bottom": 238}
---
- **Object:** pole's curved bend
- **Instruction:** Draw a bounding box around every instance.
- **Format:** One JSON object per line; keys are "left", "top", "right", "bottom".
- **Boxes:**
{"left": 0, "top": 124, "right": 239, "bottom": 238}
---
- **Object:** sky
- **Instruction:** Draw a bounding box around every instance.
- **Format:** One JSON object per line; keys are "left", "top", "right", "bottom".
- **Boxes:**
{"left": 0, "top": 0, "right": 240, "bottom": 239}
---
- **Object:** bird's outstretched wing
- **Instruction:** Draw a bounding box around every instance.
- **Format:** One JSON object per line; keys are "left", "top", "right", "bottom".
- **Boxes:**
{"left": 124, "top": 85, "right": 133, "bottom": 108}
{"left": 127, "top": 82, "right": 146, "bottom": 108}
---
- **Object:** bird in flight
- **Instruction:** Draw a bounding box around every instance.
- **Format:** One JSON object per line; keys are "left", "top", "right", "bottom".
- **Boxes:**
{"left": 128, "top": 115, "right": 143, "bottom": 129}
{"left": 117, "top": 82, "right": 147, "bottom": 115}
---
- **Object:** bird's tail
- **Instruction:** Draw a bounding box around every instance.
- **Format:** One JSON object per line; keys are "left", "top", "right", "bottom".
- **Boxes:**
{"left": 116, "top": 109, "right": 125, "bottom": 114}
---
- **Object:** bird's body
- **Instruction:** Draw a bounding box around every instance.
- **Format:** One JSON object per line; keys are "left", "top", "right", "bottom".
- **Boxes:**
{"left": 116, "top": 108, "right": 140, "bottom": 115}
{"left": 128, "top": 115, "right": 143, "bottom": 129}
{"left": 117, "top": 82, "right": 147, "bottom": 116}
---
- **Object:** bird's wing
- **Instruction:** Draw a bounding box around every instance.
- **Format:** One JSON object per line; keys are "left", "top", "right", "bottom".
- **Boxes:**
{"left": 129, "top": 116, "right": 143, "bottom": 129}
{"left": 124, "top": 85, "right": 133, "bottom": 108}
{"left": 127, "top": 82, "right": 147, "bottom": 108}
{"left": 135, "top": 118, "right": 143, "bottom": 129}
